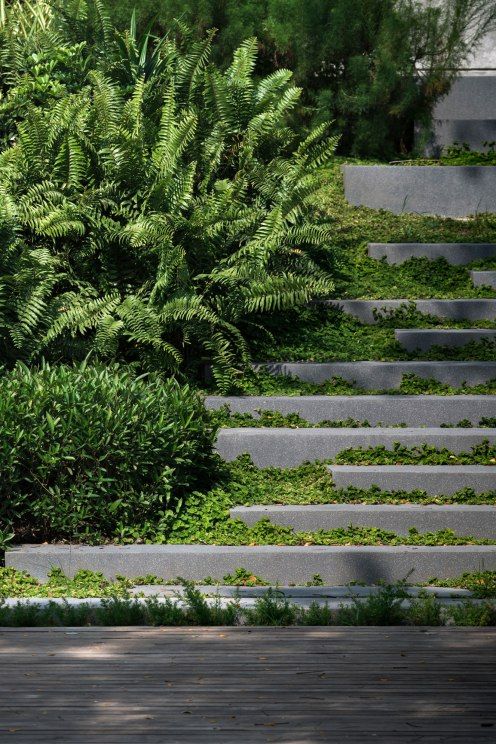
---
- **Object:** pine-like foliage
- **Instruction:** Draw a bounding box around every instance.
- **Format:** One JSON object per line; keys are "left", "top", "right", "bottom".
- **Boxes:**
{"left": 0, "top": 21, "right": 337, "bottom": 389}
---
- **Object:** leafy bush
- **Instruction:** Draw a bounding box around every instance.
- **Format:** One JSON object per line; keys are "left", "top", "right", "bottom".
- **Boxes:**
{"left": 0, "top": 362, "right": 219, "bottom": 544}
{"left": 0, "top": 12, "right": 336, "bottom": 389}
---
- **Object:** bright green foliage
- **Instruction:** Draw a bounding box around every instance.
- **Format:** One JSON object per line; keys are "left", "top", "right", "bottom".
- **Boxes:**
{"left": 0, "top": 567, "right": 135, "bottom": 597}
{"left": 0, "top": 362, "right": 219, "bottom": 544}
{"left": 0, "top": 20, "right": 336, "bottom": 388}
{"left": 427, "top": 571, "right": 496, "bottom": 598}
{"left": 335, "top": 441, "right": 496, "bottom": 465}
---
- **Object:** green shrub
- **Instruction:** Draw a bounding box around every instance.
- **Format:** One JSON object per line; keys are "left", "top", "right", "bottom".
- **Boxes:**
{"left": 0, "top": 362, "right": 219, "bottom": 544}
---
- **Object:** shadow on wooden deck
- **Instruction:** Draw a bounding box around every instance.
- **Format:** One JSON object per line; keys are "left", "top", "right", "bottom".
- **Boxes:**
{"left": 0, "top": 626, "right": 495, "bottom": 742}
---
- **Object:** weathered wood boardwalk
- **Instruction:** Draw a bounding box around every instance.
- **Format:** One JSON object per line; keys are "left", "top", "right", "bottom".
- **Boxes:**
{"left": 0, "top": 626, "right": 495, "bottom": 742}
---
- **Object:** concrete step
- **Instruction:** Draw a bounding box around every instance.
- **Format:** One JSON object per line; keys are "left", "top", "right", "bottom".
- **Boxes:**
{"left": 395, "top": 328, "right": 496, "bottom": 352}
{"left": 325, "top": 299, "right": 496, "bottom": 323}
{"left": 206, "top": 395, "right": 496, "bottom": 426}
{"left": 259, "top": 361, "right": 496, "bottom": 388}
{"left": 328, "top": 465, "right": 496, "bottom": 495}
{"left": 368, "top": 242, "right": 496, "bottom": 265}
{"left": 230, "top": 504, "right": 496, "bottom": 538}
{"left": 471, "top": 271, "right": 496, "bottom": 289}
{"left": 215, "top": 427, "right": 496, "bottom": 467}
{"left": 7, "top": 543, "right": 496, "bottom": 584}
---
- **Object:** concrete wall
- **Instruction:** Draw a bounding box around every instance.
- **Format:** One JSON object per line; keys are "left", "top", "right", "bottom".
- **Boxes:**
{"left": 419, "top": 2, "right": 496, "bottom": 152}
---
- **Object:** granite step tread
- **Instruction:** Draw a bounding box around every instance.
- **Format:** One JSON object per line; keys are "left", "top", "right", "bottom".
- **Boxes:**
{"left": 395, "top": 328, "right": 496, "bottom": 352}
{"left": 258, "top": 361, "right": 496, "bottom": 389}
{"left": 205, "top": 395, "right": 496, "bottom": 426}
{"left": 471, "top": 271, "right": 496, "bottom": 289}
{"left": 215, "top": 427, "right": 496, "bottom": 467}
{"left": 324, "top": 299, "right": 496, "bottom": 323}
{"left": 7, "top": 544, "right": 496, "bottom": 584}
{"left": 328, "top": 465, "right": 496, "bottom": 495}
{"left": 229, "top": 504, "right": 496, "bottom": 538}
{"left": 368, "top": 242, "right": 496, "bottom": 265}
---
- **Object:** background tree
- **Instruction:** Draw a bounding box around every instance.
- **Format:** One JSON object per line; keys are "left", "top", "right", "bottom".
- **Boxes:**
{"left": 106, "top": 0, "right": 496, "bottom": 158}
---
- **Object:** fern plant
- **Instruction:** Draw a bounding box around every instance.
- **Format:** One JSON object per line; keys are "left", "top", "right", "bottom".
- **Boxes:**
{"left": 0, "top": 25, "right": 337, "bottom": 390}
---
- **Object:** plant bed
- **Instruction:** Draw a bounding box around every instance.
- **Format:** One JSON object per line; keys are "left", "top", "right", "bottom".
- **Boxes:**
{"left": 343, "top": 165, "right": 496, "bottom": 217}
{"left": 1, "top": 580, "right": 495, "bottom": 626}
{"left": 2, "top": 567, "right": 495, "bottom": 598}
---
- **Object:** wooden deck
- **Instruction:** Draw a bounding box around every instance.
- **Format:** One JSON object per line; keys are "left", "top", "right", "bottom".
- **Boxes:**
{"left": 0, "top": 626, "right": 495, "bottom": 742}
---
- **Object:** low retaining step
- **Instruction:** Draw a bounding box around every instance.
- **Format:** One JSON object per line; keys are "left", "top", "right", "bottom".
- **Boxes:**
{"left": 7, "top": 544, "right": 496, "bottom": 583}
{"left": 471, "top": 271, "right": 496, "bottom": 289}
{"left": 343, "top": 165, "right": 496, "bottom": 218}
{"left": 230, "top": 504, "right": 496, "bottom": 538}
{"left": 368, "top": 243, "right": 496, "bottom": 265}
{"left": 395, "top": 328, "right": 496, "bottom": 352}
{"left": 328, "top": 465, "right": 496, "bottom": 495}
{"left": 215, "top": 428, "right": 496, "bottom": 467}
{"left": 259, "top": 361, "right": 496, "bottom": 388}
{"left": 205, "top": 394, "right": 496, "bottom": 426}
{"left": 325, "top": 299, "right": 496, "bottom": 323}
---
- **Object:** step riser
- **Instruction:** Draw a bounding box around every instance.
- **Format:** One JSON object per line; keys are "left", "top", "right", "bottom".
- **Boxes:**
{"left": 257, "top": 362, "right": 496, "bottom": 389}
{"left": 328, "top": 466, "right": 496, "bottom": 495}
{"left": 325, "top": 299, "right": 496, "bottom": 323}
{"left": 7, "top": 544, "right": 496, "bottom": 584}
{"left": 368, "top": 243, "right": 496, "bottom": 266}
{"left": 206, "top": 395, "right": 496, "bottom": 425}
{"left": 395, "top": 329, "right": 496, "bottom": 352}
{"left": 471, "top": 271, "right": 496, "bottom": 290}
{"left": 344, "top": 165, "right": 496, "bottom": 218}
{"left": 230, "top": 505, "right": 496, "bottom": 538}
{"left": 215, "top": 428, "right": 496, "bottom": 467}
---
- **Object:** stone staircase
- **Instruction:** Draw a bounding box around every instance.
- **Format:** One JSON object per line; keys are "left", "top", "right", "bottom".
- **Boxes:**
{"left": 206, "top": 241, "right": 496, "bottom": 581}
{"left": 7, "top": 243, "right": 496, "bottom": 585}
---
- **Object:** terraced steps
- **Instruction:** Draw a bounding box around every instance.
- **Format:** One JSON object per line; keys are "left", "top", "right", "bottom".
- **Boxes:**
{"left": 471, "top": 271, "right": 496, "bottom": 289}
{"left": 325, "top": 299, "right": 496, "bottom": 323}
{"left": 7, "top": 543, "right": 496, "bottom": 584}
{"left": 259, "top": 361, "right": 496, "bottom": 388}
{"left": 230, "top": 504, "right": 496, "bottom": 538}
{"left": 215, "top": 427, "right": 496, "bottom": 467}
{"left": 368, "top": 242, "right": 496, "bottom": 265}
{"left": 205, "top": 394, "right": 496, "bottom": 425}
{"left": 395, "top": 328, "right": 496, "bottom": 352}
{"left": 328, "top": 465, "right": 496, "bottom": 495}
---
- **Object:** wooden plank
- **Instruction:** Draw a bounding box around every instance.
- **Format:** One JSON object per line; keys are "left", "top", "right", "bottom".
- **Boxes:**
{"left": 0, "top": 628, "right": 494, "bottom": 742}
